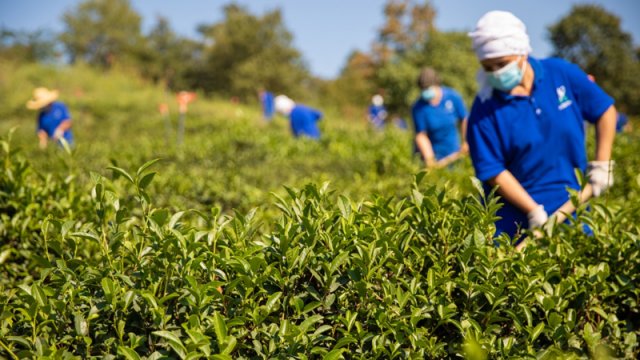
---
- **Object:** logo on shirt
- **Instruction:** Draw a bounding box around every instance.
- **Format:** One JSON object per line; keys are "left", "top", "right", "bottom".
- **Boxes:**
{"left": 556, "top": 86, "right": 573, "bottom": 110}
{"left": 445, "top": 100, "right": 453, "bottom": 112}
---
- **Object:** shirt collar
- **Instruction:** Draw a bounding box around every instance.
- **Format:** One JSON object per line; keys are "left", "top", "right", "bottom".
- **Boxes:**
{"left": 493, "top": 56, "right": 543, "bottom": 101}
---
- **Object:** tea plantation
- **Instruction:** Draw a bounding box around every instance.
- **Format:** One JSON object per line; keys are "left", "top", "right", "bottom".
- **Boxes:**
{"left": 1, "top": 63, "right": 639, "bottom": 359}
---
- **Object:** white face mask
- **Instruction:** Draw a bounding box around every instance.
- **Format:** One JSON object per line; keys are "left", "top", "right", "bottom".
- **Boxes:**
{"left": 487, "top": 56, "right": 526, "bottom": 91}
{"left": 421, "top": 86, "right": 436, "bottom": 101}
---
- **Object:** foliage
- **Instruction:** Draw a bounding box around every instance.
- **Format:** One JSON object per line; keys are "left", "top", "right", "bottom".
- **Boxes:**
{"left": 376, "top": 58, "right": 421, "bottom": 117}
{"left": 0, "top": 28, "right": 59, "bottom": 63}
{"left": 0, "top": 60, "right": 421, "bottom": 216}
{"left": 375, "top": 30, "right": 478, "bottom": 117}
{"left": 59, "top": 0, "right": 144, "bottom": 68}
{"left": 188, "top": 4, "right": 309, "bottom": 100}
{"left": 1, "top": 129, "right": 640, "bottom": 357}
{"left": 321, "top": 51, "right": 379, "bottom": 117}
{"left": 138, "top": 17, "right": 201, "bottom": 91}
{"left": 420, "top": 31, "right": 479, "bottom": 105}
{"left": 372, "top": 0, "right": 436, "bottom": 61}
{"left": 1, "top": 62, "right": 640, "bottom": 358}
{"left": 548, "top": 4, "right": 640, "bottom": 115}
{"left": 337, "top": 0, "right": 479, "bottom": 118}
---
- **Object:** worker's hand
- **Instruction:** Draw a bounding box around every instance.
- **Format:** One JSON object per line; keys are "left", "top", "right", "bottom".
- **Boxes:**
{"left": 527, "top": 204, "right": 548, "bottom": 229}
{"left": 588, "top": 160, "right": 614, "bottom": 197}
{"left": 53, "top": 128, "right": 65, "bottom": 140}
{"left": 425, "top": 157, "right": 437, "bottom": 169}
{"left": 460, "top": 142, "right": 469, "bottom": 155}
{"left": 39, "top": 138, "right": 47, "bottom": 150}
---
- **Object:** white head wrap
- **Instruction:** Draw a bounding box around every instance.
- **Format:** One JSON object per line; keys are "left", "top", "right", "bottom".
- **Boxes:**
{"left": 372, "top": 94, "right": 383, "bottom": 106}
{"left": 468, "top": 11, "right": 532, "bottom": 101}
{"left": 274, "top": 95, "right": 295, "bottom": 116}
{"left": 468, "top": 11, "right": 531, "bottom": 60}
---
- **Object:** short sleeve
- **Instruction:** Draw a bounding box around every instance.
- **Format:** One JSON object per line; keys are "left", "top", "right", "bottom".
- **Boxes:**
{"left": 411, "top": 102, "right": 428, "bottom": 133}
{"left": 467, "top": 98, "right": 506, "bottom": 181}
{"left": 452, "top": 91, "right": 468, "bottom": 121}
{"left": 564, "top": 62, "right": 613, "bottom": 123}
{"left": 57, "top": 102, "right": 72, "bottom": 121}
{"left": 616, "top": 112, "right": 628, "bottom": 132}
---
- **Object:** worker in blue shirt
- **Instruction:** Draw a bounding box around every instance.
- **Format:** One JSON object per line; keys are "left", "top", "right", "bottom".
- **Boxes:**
{"left": 274, "top": 95, "right": 322, "bottom": 139}
{"left": 616, "top": 112, "right": 630, "bottom": 133}
{"left": 368, "top": 94, "right": 387, "bottom": 129}
{"left": 259, "top": 88, "right": 275, "bottom": 121}
{"left": 411, "top": 67, "right": 468, "bottom": 168}
{"left": 467, "top": 11, "right": 617, "bottom": 239}
{"left": 26, "top": 87, "right": 74, "bottom": 149}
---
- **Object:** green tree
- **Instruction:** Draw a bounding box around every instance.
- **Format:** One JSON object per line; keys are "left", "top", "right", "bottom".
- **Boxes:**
{"left": 322, "top": 51, "right": 378, "bottom": 116}
{"left": 60, "top": 0, "right": 144, "bottom": 68}
{"left": 140, "top": 16, "right": 200, "bottom": 90}
{"left": 328, "top": 0, "right": 477, "bottom": 119}
{"left": 420, "top": 31, "right": 478, "bottom": 105}
{"left": 375, "top": 31, "right": 478, "bottom": 116}
{"left": 549, "top": 4, "right": 640, "bottom": 114}
{"left": 0, "top": 28, "right": 59, "bottom": 63}
{"left": 373, "top": 0, "right": 436, "bottom": 61}
{"left": 187, "top": 4, "right": 309, "bottom": 100}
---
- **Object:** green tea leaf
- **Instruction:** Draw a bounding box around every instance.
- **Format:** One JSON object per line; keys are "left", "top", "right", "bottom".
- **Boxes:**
{"left": 136, "top": 158, "right": 161, "bottom": 177}
{"left": 108, "top": 166, "right": 135, "bottom": 184}
{"left": 117, "top": 347, "right": 142, "bottom": 360}
{"left": 213, "top": 311, "right": 228, "bottom": 343}
{"left": 323, "top": 348, "right": 345, "bottom": 360}
{"left": 530, "top": 322, "right": 545, "bottom": 342}
{"left": 153, "top": 331, "right": 187, "bottom": 359}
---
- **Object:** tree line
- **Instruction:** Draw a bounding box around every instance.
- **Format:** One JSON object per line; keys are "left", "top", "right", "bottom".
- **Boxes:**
{"left": 1, "top": 0, "right": 639, "bottom": 115}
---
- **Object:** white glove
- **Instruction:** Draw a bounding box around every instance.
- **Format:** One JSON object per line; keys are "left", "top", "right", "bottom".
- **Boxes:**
{"left": 527, "top": 205, "right": 548, "bottom": 229}
{"left": 587, "top": 160, "right": 614, "bottom": 197}
{"left": 53, "top": 128, "right": 65, "bottom": 140}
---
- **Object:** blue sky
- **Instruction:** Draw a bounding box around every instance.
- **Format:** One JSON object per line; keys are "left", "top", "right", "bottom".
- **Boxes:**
{"left": 1, "top": 0, "right": 639, "bottom": 79}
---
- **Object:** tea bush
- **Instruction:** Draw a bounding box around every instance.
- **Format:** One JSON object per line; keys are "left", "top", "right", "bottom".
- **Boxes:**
{"left": 1, "top": 63, "right": 639, "bottom": 358}
{"left": 2, "top": 132, "right": 639, "bottom": 358}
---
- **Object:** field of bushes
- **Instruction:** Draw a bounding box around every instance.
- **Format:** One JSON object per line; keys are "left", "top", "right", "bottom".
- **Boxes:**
{"left": 1, "top": 62, "right": 639, "bottom": 359}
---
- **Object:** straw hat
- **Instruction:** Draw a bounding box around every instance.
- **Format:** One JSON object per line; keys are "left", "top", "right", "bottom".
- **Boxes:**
{"left": 26, "top": 87, "right": 59, "bottom": 110}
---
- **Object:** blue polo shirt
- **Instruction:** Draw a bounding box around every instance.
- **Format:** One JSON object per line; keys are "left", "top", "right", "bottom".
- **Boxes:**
{"left": 412, "top": 87, "right": 467, "bottom": 160}
{"left": 616, "top": 112, "right": 628, "bottom": 133}
{"left": 467, "top": 57, "right": 614, "bottom": 237}
{"left": 290, "top": 105, "right": 322, "bottom": 139}
{"left": 261, "top": 91, "right": 275, "bottom": 120}
{"left": 368, "top": 104, "right": 386, "bottom": 128}
{"left": 38, "top": 101, "right": 74, "bottom": 144}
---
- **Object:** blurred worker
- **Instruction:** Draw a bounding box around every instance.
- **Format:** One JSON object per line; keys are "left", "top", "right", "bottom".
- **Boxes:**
{"left": 259, "top": 88, "right": 275, "bottom": 121}
{"left": 368, "top": 94, "right": 387, "bottom": 129}
{"left": 26, "top": 87, "right": 74, "bottom": 149}
{"left": 616, "top": 112, "right": 630, "bottom": 133}
{"left": 274, "top": 95, "right": 322, "bottom": 139}
{"left": 391, "top": 115, "right": 408, "bottom": 130}
{"left": 411, "top": 67, "right": 468, "bottom": 168}
{"left": 466, "top": 11, "right": 616, "bottom": 239}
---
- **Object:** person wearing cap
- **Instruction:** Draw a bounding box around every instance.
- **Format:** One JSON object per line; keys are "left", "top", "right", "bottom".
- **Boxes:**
{"left": 26, "top": 87, "right": 74, "bottom": 149}
{"left": 466, "top": 11, "right": 617, "bottom": 239}
{"left": 411, "top": 67, "right": 468, "bottom": 168}
{"left": 274, "top": 95, "right": 322, "bottom": 139}
{"left": 368, "top": 94, "right": 388, "bottom": 129}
